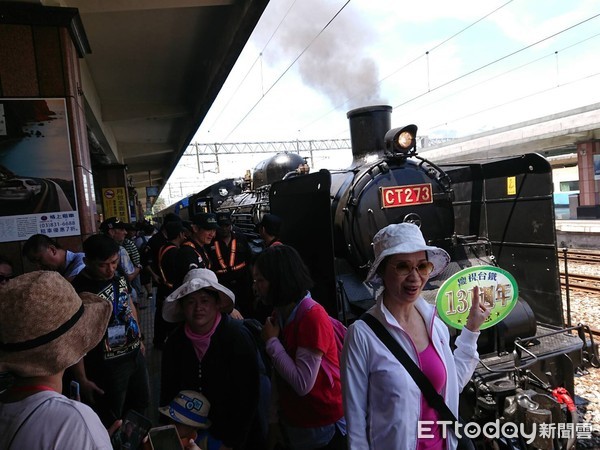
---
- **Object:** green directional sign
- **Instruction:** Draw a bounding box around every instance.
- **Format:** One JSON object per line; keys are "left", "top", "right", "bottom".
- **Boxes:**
{"left": 436, "top": 265, "right": 519, "bottom": 330}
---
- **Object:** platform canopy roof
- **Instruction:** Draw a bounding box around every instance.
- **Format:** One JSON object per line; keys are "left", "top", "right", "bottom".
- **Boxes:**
{"left": 30, "top": 0, "right": 269, "bottom": 210}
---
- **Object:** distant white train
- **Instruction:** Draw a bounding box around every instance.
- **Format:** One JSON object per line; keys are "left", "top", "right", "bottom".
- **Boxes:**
{"left": 552, "top": 165, "right": 579, "bottom": 219}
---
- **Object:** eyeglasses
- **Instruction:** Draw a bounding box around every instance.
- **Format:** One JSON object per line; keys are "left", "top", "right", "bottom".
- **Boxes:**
{"left": 0, "top": 274, "right": 15, "bottom": 283}
{"left": 392, "top": 261, "right": 434, "bottom": 277}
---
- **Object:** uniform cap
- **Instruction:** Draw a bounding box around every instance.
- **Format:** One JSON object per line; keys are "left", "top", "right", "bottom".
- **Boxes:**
{"left": 192, "top": 213, "right": 218, "bottom": 230}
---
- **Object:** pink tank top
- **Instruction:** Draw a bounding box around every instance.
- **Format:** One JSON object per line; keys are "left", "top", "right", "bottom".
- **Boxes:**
{"left": 416, "top": 341, "right": 447, "bottom": 450}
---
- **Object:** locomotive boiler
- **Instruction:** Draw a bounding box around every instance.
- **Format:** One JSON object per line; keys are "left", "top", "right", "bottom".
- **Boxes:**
{"left": 258, "top": 105, "right": 594, "bottom": 449}
{"left": 215, "top": 151, "right": 307, "bottom": 238}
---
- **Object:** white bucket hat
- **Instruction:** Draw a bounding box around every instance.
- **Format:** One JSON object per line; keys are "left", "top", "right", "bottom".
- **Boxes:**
{"left": 365, "top": 222, "right": 450, "bottom": 283}
{"left": 163, "top": 269, "right": 235, "bottom": 323}
{"left": 159, "top": 390, "right": 211, "bottom": 429}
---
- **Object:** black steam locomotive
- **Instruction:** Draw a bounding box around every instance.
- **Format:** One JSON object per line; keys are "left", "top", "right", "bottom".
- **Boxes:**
{"left": 202, "top": 105, "right": 595, "bottom": 449}
{"left": 159, "top": 152, "right": 307, "bottom": 231}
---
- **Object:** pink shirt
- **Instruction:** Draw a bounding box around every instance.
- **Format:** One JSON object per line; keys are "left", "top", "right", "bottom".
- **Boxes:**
{"left": 417, "top": 341, "right": 447, "bottom": 450}
{"left": 184, "top": 313, "right": 222, "bottom": 361}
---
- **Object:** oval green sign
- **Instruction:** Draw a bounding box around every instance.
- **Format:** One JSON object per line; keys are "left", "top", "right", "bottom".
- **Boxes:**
{"left": 435, "top": 265, "right": 519, "bottom": 330}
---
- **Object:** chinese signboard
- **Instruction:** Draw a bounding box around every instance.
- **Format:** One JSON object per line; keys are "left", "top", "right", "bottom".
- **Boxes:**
{"left": 102, "top": 187, "right": 129, "bottom": 222}
{"left": 0, "top": 99, "right": 80, "bottom": 242}
{"left": 436, "top": 265, "right": 519, "bottom": 330}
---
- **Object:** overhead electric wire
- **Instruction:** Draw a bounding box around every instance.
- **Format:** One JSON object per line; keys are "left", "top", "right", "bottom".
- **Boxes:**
{"left": 412, "top": 30, "right": 600, "bottom": 116}
{"left": 205, "top": 0, "right": 298, "bottom": 132}
{"left": 427, "top": 69, "right": 600, "bottom": 132}
{"left": 392, "top": 11, "right": 600, "bottom": 110}
{"left": 200, "top": 0, "right": 600, "bottom": 146}
{"left": 223, "top": 0, "right": 353, "bottom": 141}
{"left": 241, "top": 0, "right": 515, "bottom": 136}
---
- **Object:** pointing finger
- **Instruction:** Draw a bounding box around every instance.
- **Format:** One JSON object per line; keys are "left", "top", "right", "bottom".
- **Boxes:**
{"left": 471, "top": 286, "right": 480, "bottom": 307}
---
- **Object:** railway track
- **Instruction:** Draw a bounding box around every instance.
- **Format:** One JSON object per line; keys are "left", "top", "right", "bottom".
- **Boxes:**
{"left": 558, "top": 249, "right": 600, "bottom": 264}
{"left": 559, "top": 274, "right": 600, "bottom": 335}
{"left": 559, "top": 251, "right": 600, "bottom": 337}
{"left": 560, "top": 273, "right": 600, "bottom": 294}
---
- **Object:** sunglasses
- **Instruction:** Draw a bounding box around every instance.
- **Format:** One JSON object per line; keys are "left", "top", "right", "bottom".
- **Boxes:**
{"left": 391, "top": 261, "right": 434, "bottom": 277}
{"left": 0, "top": 274, "right": 15, "bottom": 283}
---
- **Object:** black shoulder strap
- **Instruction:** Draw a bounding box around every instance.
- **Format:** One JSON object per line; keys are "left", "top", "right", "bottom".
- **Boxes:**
{"left": 360, "top": 313, "right": 457, "bottom": 424}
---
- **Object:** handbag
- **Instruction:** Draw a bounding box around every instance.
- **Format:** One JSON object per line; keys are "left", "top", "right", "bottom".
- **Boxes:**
{"left": 360, "top": 313, "right": 475, "bottom": 450}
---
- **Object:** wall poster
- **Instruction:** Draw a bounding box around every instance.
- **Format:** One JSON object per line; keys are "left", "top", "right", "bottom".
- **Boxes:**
{"left": 0, "top": 98, "right": 80, "bottom": 242}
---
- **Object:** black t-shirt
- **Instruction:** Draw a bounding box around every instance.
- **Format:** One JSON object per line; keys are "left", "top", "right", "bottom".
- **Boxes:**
{"left": 72, "top": 269, "right": 141, "bottom": 361}
{"left": 158, "top": 242, "right": 184, "bottom": 290}
{"left": 147, "top": 231, "right": 167, "bottom": 273}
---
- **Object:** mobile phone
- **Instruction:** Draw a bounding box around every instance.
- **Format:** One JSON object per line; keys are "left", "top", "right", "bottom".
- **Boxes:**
{"left": 111, "top": 410, "right": 152, "bottom": 450}
{"left": 69, "top": 380, "right": 80, "bottom": 401}
{"left": 148, "top": 425, "right": 183, "bottom": 450}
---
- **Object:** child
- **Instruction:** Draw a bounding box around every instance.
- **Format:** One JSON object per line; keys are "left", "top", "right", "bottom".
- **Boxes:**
{"left": 158, "top": 390, "right": 221, "bottom": 450}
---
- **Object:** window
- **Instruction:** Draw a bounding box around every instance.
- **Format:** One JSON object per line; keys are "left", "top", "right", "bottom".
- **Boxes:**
{"left": 559, "top": 181, "right": 579, "bottom": 192}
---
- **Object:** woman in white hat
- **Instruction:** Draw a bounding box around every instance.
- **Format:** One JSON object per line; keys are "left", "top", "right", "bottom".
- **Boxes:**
{"left": 0, "top": 271, "right": 113, "bottom": 449}
{"left": 341, "top": 223, "right": 490, "bottom": 450}
{"left": 160, "top": 268, "right": 265, "bottom": 450}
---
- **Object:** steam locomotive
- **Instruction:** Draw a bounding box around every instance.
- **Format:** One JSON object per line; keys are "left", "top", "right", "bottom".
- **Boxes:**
{"left": 158, "top": 152, "right": 307, "bottom": 232}
{"left": 160, "top": 105, "right": 597, "bottom": 448}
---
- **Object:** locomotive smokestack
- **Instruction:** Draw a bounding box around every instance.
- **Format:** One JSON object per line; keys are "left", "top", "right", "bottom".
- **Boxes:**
{"left": 347, "top": 105, "right": 392, "bottom": 167}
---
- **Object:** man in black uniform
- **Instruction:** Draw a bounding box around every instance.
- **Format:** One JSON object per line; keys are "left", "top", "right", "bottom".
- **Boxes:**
{"left": 154, "top": 221, "right": 188, "bottom": 349}
{"left": 179, "top": 212, "right": 218, "bottom": 276}
{"left": 212, "top": 212, "right": 254, "bottom": 318}
{"left": 258, "top": 213, "right": 283, "bottom": 248}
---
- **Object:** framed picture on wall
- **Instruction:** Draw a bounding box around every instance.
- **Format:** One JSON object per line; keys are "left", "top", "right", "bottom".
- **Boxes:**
{"left": 0, "top": 98, "right": 80, "bottom": 242}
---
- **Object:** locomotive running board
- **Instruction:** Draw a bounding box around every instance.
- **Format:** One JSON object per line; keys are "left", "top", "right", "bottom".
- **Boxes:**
{"left": 475, "top": 324, "right": 584, "bottom": 395}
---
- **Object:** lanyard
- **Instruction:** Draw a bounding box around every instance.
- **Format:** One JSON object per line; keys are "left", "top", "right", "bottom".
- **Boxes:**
{"left": 112, "top": 279, "right": 121, "bottom": 318}
{"left": 10, "top": 385, "right": 57, "bottom": 393}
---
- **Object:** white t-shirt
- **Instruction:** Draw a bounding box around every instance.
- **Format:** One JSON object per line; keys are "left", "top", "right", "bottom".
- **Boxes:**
{"left": 0, "top": 391, "right": 112, "bottom": 449}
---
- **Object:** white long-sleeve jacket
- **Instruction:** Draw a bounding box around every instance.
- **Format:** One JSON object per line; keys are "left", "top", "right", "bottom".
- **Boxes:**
{"left": 341, "top": 294, "right": 480, "bottom": 450}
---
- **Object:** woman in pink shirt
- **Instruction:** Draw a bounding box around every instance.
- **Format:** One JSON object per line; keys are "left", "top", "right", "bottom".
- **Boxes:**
{"left": 342, "top": 223, "right": 490, "bottom": 450}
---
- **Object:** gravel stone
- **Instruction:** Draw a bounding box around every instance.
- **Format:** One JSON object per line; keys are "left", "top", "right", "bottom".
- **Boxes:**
{"left": 561, "top": 260, "right": 600, "bottom": 448}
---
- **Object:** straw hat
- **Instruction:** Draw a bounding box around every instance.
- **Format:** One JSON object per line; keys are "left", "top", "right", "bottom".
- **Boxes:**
{"left": 163, "top": 269, "right": 235, "bottom": 323}
{"left": 366, "top": 222, "right": 450, "bottom": 282}
{"left": 159, "top": 390, "right": 211, "bottom": 429}
{"left": 0, "top": 271, "right": 111, "bottom": 377}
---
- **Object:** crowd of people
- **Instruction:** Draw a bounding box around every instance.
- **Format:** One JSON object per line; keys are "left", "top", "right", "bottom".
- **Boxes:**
{"left": 0, "top": 217, "right": 490, "bottom": 450}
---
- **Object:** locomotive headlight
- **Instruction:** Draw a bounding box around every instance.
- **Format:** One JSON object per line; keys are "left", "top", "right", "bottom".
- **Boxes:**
{"left": 384, "top": 124, "right": 418, "bottom": 156}
{"left": 397, "top": 131, "right": 414, "bottom": 149}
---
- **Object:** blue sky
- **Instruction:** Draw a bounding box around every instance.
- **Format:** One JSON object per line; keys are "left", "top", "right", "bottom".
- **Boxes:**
{"left": 160, "top": 0, "right": 600, "bottom": 205}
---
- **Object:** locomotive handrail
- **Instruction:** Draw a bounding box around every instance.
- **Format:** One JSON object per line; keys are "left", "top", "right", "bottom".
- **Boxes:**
{"left": 413, "top": 155, "right": 452, "bottom": 192}
{"left": 476, "top": 337, "right": 539, "bottom": 374}
{"left": 512, "top": 340, "right": 539, "bottom": 370}
{"left": 478, "top": 324, "right": 590, "bottom": 374}
{"left": 346, "top": 160, "right": 384, "bottom": 208}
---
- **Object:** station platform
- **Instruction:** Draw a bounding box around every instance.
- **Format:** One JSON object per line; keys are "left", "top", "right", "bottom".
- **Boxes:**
{"left": 555, "top": 220, "right": 600, "bottom": 249}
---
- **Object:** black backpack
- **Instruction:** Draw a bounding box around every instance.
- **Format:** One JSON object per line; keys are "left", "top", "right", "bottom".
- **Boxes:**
{"left": 242, "top": 318, "right": 272, "bottom": 378}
